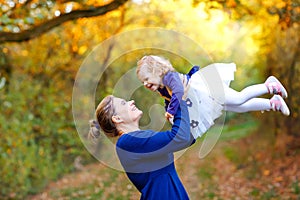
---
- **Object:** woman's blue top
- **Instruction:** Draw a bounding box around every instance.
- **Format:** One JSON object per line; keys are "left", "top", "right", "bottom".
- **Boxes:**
{"left": 116, "top": 100, "right": 194, "bottom": 200}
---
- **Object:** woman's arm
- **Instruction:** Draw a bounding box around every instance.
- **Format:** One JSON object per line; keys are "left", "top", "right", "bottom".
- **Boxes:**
{"left": 116, "top": 82, "right": 193, "bottom": 173}
{"left": 117, "top": 99, "right": 193, "bottom": 155}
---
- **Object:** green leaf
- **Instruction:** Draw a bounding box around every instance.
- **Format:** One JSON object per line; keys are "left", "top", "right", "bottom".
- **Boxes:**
{"left": 0, "top": 15, "right": 12, "bottom": 25}
{"left": 36, "top": 13, "right": 45, "bottom": 20}
{"left": 24, "top": 17, "right": 35, "bottom": 24}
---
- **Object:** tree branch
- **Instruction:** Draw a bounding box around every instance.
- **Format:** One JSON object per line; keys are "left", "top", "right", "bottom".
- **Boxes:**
{"left": 0, "top": 0, "right": 129, "bottom": 44}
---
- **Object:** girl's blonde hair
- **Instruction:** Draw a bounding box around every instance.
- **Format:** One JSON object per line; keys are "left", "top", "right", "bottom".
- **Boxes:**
{"left": 136, "top": 55, "right": 174, "bottom": 81}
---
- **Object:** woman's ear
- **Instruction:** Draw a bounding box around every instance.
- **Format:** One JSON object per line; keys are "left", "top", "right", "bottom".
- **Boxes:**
{"left": 112, "top": 115, "right": 123, "bottom": 124}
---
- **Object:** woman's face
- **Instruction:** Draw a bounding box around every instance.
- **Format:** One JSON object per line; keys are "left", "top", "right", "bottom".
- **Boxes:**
{"left": 112, "top": 97, "right": 143, "bottom": 123}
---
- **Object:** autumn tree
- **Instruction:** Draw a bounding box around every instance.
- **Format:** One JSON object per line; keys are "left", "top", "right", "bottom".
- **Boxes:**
{"left": 0, "top": 0, "right": 129, "bottom": 91}
{"left": 0, "top": 0, "right": 129, "bottom": 43}
{"left": 198, "top": 0, "right": 300, "bottom": 142}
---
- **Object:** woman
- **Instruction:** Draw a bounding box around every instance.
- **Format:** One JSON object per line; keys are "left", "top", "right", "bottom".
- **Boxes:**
{"left": 90, "top": 78, "right": 194, "bottom": 199}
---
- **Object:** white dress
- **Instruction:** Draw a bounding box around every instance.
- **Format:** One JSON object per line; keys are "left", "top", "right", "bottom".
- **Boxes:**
{"left": 186, "top": 63, "right": 236, "bottom": 139}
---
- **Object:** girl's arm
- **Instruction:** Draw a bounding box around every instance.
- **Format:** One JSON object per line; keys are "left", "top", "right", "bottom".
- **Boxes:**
{"left": 157, "top": 87, "right": 171, "bottom": 111}
{"left": 162, "top": 72, "right": 184, "bottom": 116}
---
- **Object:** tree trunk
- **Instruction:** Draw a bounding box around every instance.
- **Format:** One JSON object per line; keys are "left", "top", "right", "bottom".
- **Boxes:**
{"left": 0, "top": 0, "right": 129, "bottom": 44}
{"left": 0, "top": 48, "right": 12, "bottom": 91}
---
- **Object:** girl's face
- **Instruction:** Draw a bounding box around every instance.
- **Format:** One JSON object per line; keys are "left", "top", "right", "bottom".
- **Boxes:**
{"left": 112, "top": 97, "right": 143, "bottom": 123}
{"left": 139, "top": 69, "right": 163, "bottom": 92}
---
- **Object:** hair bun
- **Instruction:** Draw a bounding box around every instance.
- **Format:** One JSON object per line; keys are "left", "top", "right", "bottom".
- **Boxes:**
{"left": 88, "top": 119, "right": 101, "bottom": 141}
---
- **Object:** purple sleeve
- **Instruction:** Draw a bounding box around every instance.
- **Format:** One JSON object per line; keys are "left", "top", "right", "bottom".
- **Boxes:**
{"left": 162, "top": 72, "right": 184, "bottom": 116}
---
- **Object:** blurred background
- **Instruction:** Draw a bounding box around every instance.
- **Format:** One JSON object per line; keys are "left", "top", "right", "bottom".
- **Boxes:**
{"left": 0, "top": 0, "right": 299, "bottom": 199}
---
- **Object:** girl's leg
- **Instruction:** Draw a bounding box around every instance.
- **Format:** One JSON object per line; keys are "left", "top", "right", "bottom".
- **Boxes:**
{"left": 224, "top": 84, "right": 268, "bottom": 106}
{"left": 224, "top": 76, "right": 288, "bottom": 106}
{"left": 225, "top": 95, "right": 290, "bottom": 116}
{"left": 225, "top": 98, "right": 270, "bottom": 112}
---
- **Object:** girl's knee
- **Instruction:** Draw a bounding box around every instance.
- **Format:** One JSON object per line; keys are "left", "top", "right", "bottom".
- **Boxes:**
{"left": 225, "top": 96, "right": 247, "bottom": 106}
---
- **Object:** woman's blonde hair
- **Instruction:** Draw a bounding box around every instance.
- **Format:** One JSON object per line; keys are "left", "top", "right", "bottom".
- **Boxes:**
{"left": 88, "top": 95, "right": 120, "bottom": 140}
{"left": 136, "top": 55, "right": 174, "bottom": 81}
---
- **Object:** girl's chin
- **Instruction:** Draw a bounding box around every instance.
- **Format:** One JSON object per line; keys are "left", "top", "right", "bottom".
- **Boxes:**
{"left": 151, "top": 87, "right": 158, "bottom": 91}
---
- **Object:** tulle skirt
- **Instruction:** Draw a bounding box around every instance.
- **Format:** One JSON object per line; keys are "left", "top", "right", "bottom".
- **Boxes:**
{"left": 186, "top": 63, "right": 236, "bottom": 139}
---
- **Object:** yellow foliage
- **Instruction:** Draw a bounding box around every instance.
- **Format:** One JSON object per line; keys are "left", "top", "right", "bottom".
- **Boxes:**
{"left": 2, "top": 47, "right": 8, "bottom": 53}
{"left": 6, "top": 148, "right": 11, "bottom": 154}
{"left": 263, "top": 0, "right": 287, "bottom": 8}
{"left": 262, "top": 0, "right": 274, "bottom": 7}
{"left": 276, "top": 0, "right": 287, "bottom": 9}
{"left": 72, "top": 45, "right": 78, "bottom": 52}
{"left": 56, "top": 39, "right": 62, "bottom": 45}
{"left": 78, "top": 45, "right": 87, "bottom": 55}
{"left": 226, "top": 0, "right": 237, "bottom": 8}
{"left": 21, "top": 50, "right": 28, "bottom": 56}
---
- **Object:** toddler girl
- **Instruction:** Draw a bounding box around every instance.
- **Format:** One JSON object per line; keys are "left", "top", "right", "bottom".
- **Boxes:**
{"left": 136, "top": 55, "right": 290, "bottom": 139}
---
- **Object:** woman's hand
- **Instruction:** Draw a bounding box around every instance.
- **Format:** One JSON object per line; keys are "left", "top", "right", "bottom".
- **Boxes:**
{"left": 181, "top": 75, "right": 190, "bottom": 100}
{"left": 165, "top": 112, "right": 174, "bottom": 123}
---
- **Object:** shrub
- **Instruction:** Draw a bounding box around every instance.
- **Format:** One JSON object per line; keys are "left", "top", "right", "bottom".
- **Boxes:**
{"left": 0, "top": 74, "right": 91, "bottom": 199}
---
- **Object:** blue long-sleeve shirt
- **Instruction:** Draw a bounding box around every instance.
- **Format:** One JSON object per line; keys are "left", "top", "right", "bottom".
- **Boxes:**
{"left": 116, "top": 100, "right": 194, "bottom": 200}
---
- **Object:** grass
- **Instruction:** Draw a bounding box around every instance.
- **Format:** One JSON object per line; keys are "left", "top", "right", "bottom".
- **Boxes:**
{"left": 249, "top": 188, "right": 260, "bottom": 197}
{"left": 293, "top": 180, "right": 300, "bottom": 195}
{"left": 198, "top": 168, "right": 214, "bottom": 180}
{"left": 220, "top": 116, "right": 258, "bottom": 141}
{"left": 49, "top": 183, "right": 103, "bottom": 200}
{"left": 45, "top": 178, "right": 134, "bottom": 200}
{"left": 261, "top": 188, "right": 277, "bottom": 200}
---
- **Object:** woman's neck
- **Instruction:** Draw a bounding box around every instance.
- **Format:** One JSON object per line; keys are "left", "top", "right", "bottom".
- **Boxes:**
{"left": 117, "top": 123, "right": 140, "bottom": 134}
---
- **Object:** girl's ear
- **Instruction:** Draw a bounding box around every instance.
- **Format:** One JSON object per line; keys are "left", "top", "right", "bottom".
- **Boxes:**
{"left": 112, "top": 115, "right": 123, "bottom": 124}
{"left": 159, "top": 68, "right": 166, "bottom": 78}
{"left": 154, "top": 68, "right": 164, "bottom": 77}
